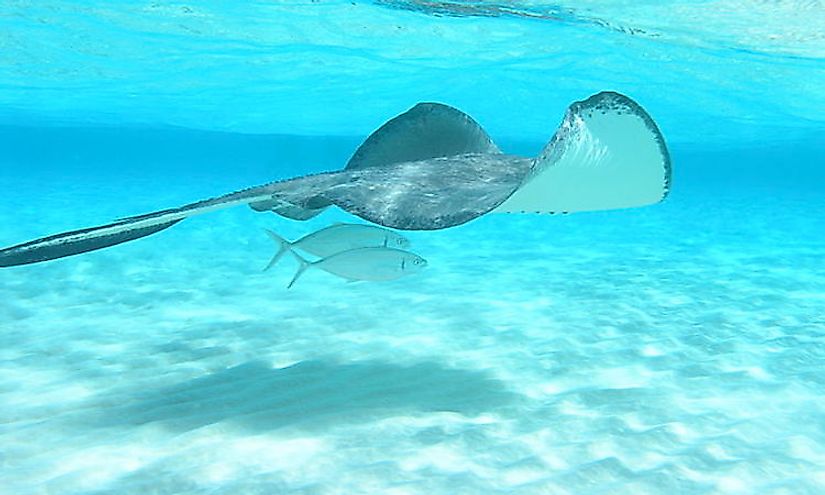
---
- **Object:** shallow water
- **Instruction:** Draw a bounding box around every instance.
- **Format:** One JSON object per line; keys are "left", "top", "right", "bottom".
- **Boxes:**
{"left": 2, "top": 2, "right": 825, "bottom": 494}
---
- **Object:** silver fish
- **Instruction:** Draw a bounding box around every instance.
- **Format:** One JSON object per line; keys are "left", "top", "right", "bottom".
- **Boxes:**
{"left": 264, "top": 224, "right": 410, "bottom": 271}
{"left": 288, "top": 247, "right": 427, "bottom": 288}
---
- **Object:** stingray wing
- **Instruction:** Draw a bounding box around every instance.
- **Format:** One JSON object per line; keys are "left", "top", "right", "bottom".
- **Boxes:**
{"left": 494, "top": 92, "right": 672, "bottom": 214}
{"left": 345, "top": 102, "right": 501, "bottom": 170}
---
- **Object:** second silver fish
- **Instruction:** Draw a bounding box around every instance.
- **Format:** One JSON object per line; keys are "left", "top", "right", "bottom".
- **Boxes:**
{"left": 264, "top": 223, "right": 410, "bottom": 270}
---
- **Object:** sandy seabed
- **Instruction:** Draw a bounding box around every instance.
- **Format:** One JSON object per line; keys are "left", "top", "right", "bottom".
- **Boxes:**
{"left": 1, "top": 173, "right": 824, "bottom": 494}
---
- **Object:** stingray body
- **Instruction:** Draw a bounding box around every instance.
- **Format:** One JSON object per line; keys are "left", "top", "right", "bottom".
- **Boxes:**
{"left": 0, "top": 92, "right": 671, "bottom": 268}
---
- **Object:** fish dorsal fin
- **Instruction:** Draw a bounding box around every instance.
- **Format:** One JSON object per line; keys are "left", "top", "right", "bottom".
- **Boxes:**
{"left": 345, "top": 102, "right": 501, "bottom": 170}
{"left": 494, "top": 92, "right": 671, "bottom": 215}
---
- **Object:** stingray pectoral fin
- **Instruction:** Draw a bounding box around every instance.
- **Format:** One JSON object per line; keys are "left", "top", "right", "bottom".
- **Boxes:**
{"left": 346, "top": 102, "right": 501, "bottom": 170}
{"left": 494, "top": 91, "right": 672, "bottom": 214}
{"left": 0, "top": 185, "right": 279, "bottom": 268}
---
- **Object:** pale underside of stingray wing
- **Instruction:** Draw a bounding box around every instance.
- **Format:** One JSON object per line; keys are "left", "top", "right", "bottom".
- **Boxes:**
{"left": 494, "top": 91, "right": 672, "bottom": 214}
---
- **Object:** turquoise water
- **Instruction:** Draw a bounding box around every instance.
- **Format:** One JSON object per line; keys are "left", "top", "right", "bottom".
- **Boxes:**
{"left": 1, "top": 2, "right": 825, "bottom": 494}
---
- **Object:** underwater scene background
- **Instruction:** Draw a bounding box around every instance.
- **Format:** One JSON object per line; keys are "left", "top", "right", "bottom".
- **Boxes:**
{"left": 1, "top": 1, "right": 824, "bottom": 494}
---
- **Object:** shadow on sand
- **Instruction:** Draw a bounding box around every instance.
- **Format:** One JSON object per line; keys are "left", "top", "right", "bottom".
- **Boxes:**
{"left": 94, "top": 359, "right": 519, "bottom": 432}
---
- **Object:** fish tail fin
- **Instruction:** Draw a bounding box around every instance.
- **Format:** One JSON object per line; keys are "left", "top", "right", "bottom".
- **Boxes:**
{"left": 287, "top": 251, "right": 311, "bottom": 289}
{"left": 263, "top": 229, "right": 291, "bottom": 271}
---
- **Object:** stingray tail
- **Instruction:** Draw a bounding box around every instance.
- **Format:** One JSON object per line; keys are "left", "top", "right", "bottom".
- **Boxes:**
{"left": 287, "top": 251, "right": 311, "bottom": 289}
{"left": 0, "top": 183, "right": 276, "bottom": 268}
{"left": 263, "top": 229, "right": 293, "bottom": 271}
{"left": 0, "top": 219, "right": 183, "bottom": 268}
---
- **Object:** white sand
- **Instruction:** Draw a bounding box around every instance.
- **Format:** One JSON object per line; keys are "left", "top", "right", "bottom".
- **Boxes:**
{"left": 1, "top": 170, "right": 824, "bottom": 494}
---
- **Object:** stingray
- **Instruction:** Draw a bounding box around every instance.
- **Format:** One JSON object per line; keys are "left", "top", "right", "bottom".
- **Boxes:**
{"left": 0, "top": 91, "right": 671, "bottom": 268}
